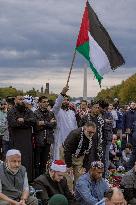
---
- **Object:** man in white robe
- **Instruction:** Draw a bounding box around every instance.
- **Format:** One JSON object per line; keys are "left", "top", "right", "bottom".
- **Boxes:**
{"left": 52, "top": 86, "right": 77, "bottom": 159}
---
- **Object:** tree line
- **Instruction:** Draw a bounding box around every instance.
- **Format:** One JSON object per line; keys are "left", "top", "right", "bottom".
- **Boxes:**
{"left": 0, "top": 86, "right": 57, "bottom": 101}
{"left": 95, "top": 74, "right": 136, "bottom": 104}
{"left": 0, "top": 73, "right": 136, "bottom": 104}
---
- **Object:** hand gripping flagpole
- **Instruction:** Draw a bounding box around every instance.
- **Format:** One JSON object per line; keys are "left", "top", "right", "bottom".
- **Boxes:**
{"left": 66, "top": 49, "right": 77, "bottom": 86}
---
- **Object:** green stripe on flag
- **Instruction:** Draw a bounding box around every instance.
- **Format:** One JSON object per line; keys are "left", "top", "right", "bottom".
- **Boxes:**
{"left": 89, "top": 61, "right": 103, "bottom": 85}
{"left": 76, "top": 41, "right": 103, "bottom": 85}
{"left": 76, "top": 41, "right": 90, "bottom": 62}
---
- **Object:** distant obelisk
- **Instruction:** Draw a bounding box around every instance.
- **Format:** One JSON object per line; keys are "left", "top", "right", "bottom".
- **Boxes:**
{"left": 83, "top": 65, "right": 87, "bottom": 100}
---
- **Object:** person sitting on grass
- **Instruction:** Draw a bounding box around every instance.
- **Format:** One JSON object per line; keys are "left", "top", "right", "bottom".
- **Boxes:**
{"left": 0, "top": 149, "right": 38, "bottom": 205}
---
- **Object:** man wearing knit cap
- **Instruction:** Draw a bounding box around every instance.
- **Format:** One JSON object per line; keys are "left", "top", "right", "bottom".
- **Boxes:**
{"left": 48, "top": 194, "right": 68, "bottom": 205}
{"left": 33, "top": 160, "right": 74, "bottom": 205}
{"left": 0, "top": 149, "right": 38, "bottom": 205}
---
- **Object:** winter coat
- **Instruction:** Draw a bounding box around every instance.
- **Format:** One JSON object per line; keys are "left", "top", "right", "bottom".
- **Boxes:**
{"left": 33, "top": 173, "right": 74, "bottom": 205}
{"left": 34, "top": 109, "right": 56, "bottom": 146}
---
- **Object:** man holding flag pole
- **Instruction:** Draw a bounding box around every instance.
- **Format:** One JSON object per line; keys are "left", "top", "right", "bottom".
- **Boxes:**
{"left": 63, "top": 0, "right": 125, "bottom": 187}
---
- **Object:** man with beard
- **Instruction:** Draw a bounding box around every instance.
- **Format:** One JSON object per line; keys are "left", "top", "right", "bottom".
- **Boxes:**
{"left": 79, "top": 101, "right": 105, "bottom": 169}
{"left": 63, "top": 121, "right": 97, "bottom": 186}
{"left": 33, "top": 160, "right": 74, "bottom": 205}
{"left": 34, "top": 96, "right": 57, "bottom": 177}
{"left": 0, "top": 149, "right": 38, "bottom": 205}
{"left": 7, "top": 96, "right": 36, "bottom": 181}
{"left": 75, "top": 161, "right": 109, "bottom": 205}
{"left": 76, "top": 100, "right": 89, "bottom": 127}
{"left": 52, "top": 86, "right": 77, "bottom": 160}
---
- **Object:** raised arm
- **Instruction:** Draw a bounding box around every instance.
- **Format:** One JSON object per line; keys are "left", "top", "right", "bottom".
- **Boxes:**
{"left": 52, "top": 85, "right": 69, "bottom": 115}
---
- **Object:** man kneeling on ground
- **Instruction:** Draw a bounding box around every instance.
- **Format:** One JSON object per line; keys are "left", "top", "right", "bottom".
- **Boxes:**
{"left": 75, "top": 161, "right": 109, "bottom": 205}
{"left": 33, "top": 160, "right": 74, "bottom": 205}
{"left": 0, "top": 149, "right": 38, "bottom": 205}
{"left": 48, "top": 194, "right": 68, "bottom": 205}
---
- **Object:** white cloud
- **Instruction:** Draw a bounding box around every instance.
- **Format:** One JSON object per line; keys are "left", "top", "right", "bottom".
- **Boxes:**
{"left": 0, "top": 0, "right": 135, "bottom": 96}
{"left": 0, "top": 49, "right": 39, "bottom": 59}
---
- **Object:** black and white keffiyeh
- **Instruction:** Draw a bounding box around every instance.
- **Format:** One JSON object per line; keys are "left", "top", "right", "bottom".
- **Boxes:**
{"left": 87, "top": 114, "right": 104, "bottom": 160}
{"left": 74, "top": 127, "right": 93, "bottom": 158}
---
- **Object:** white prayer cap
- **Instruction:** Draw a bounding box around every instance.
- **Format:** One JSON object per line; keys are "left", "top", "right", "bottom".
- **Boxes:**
{"left": 6, "top": 149, "right": 21, "bottom": 158}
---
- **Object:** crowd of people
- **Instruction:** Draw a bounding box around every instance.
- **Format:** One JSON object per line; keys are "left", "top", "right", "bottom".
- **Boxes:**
{"left": 0, "top": 85, "right": 136, "bottom": 205}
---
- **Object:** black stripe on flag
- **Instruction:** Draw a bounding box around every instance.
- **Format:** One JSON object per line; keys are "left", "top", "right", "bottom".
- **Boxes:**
{"left": 87, "top": 1, "right": 125, "bottom": 70}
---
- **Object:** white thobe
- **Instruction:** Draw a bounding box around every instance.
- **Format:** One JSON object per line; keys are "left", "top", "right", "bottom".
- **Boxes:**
{"left": 52, "top": 94, "right": 77, "bottom": 159}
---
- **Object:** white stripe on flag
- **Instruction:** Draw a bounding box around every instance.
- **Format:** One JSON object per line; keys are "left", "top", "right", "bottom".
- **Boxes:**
{"left": 88, "top": 33, "right": 111, "bottom": 76}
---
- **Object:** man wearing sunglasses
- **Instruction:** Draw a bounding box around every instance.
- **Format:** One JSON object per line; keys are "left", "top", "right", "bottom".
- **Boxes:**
{"left": 75, "top": 161, "right": 109, "bottom": 205}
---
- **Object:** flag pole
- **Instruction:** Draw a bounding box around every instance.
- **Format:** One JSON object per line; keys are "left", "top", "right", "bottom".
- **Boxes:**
{"left": 83, "top": 64, "right": 87, "bottom": 100}
{"left": 66, "top": 49, "right": 76, "bottom": 86}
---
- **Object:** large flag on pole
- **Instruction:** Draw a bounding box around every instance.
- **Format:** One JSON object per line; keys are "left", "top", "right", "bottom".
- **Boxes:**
{"left": 76, "top": 1, "right": 125, "bottom": 85}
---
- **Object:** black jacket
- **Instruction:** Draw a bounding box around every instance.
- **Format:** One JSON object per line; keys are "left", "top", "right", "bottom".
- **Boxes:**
{"left": 33, "top": 173, "right": 74, "bottom": 205}
{"left": 34, "top": 109, "right": 56, "bottom": 146}
{"left": 123, "top": 109, "right": 136, "bottom": 131}
{"left": 64, "top": 127, "right": 98, "bottom": 169}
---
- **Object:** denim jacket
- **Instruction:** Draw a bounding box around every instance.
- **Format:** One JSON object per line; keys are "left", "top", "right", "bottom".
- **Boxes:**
{"left": 75, "top": 173, "right": 109, "bottom": 205}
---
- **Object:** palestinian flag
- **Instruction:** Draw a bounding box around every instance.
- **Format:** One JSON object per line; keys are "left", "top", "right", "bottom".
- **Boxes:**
{"left": 76, "top": 0, "right": 125, "bottom": 85}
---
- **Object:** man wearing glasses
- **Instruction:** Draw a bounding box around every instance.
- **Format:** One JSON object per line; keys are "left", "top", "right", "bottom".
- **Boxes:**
{"left": 79, "top": 101, "right": 105, "bottom": 168}
{"left": 7, "top": 96, "right": 36, "bottom": 181}
{"left": 63, "top": 122, "right": 96, "bottom": 188}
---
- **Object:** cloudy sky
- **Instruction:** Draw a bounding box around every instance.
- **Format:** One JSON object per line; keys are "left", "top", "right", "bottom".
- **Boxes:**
{"left": 0, "top": 0, "right": 136, "bottom": 97}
